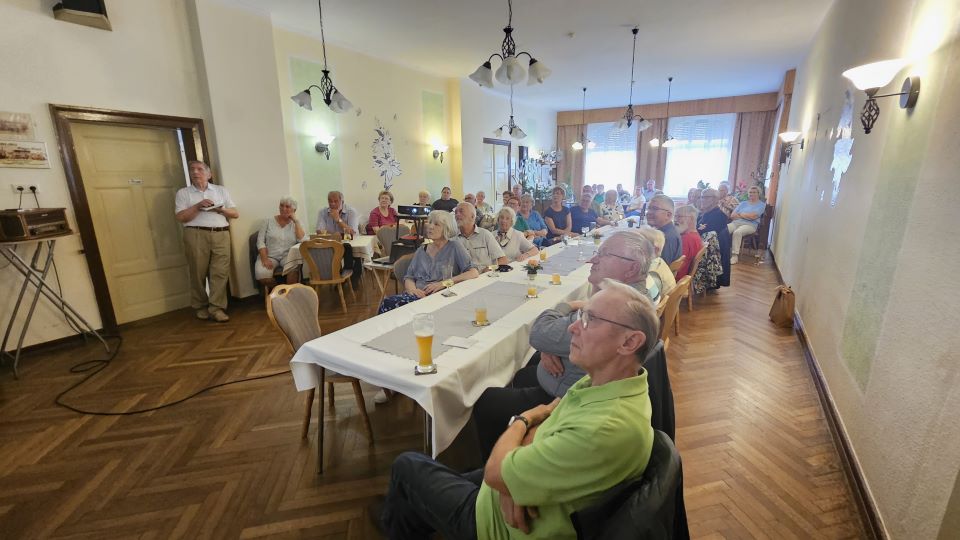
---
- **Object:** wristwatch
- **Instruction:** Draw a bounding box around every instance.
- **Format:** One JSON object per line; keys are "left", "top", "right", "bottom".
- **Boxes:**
{"left": 508, "top": 414, "right": 530, "bottom": 430}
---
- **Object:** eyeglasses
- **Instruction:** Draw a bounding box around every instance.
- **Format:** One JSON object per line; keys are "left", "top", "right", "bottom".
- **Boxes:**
{"left": 646, "top": 206, "right": 671, "bottom": 214}
{"left": 575, "top": 309, "right": 638, "bottom": 331}
{"left": 594, "top": 249, "right": 637, "bottom": 262}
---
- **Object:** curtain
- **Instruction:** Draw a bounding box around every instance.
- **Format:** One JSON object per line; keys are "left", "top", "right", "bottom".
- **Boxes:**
{"left": 556, "top": 125, "right": 585, "bottom": 195}
{"left": 635, "top": 118, "right": 667, "bottom": 190}
{"left": 662, "top": 113, "right": 737, "bottom": 197}
{"left": 727, "top": 110, "right": 776, "bottom": 190}
{"left": 585, "top": 122, "right": 638, "bottom": 190}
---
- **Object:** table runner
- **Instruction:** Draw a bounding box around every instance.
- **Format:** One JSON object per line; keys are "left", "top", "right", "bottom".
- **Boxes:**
{"left": 536, "top": 239, "right": 599, "bottom": 276}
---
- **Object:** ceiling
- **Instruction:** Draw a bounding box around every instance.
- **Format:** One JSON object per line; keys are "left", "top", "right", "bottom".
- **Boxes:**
{"left": 225, "top": 0, "right": 834, "bottom": 111}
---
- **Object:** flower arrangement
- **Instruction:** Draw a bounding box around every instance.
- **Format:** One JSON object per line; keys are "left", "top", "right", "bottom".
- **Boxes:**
{"left": 522, "top": 259, "right": 540, "bottom": 274}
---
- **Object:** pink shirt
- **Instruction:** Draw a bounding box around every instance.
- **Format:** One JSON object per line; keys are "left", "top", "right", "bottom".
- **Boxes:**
{"left": 367, "top": 206, "right": 399, "bottom": 234}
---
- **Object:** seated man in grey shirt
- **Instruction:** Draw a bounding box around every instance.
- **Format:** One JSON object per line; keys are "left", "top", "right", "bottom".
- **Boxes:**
{"left": 454, "top": 202, "right": 508, "bottom": 270}
{"left": 471, "top": 230, "right": 655, "bottom": 460}
{"left": 315, "top": 190, "right": 359, "bottom": 237}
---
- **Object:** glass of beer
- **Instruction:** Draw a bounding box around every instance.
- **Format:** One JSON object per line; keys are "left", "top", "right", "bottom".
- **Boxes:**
{"left": 474, "top": 298, "right": 489, "bottom": 326}
{"left": 539, "top": 250, "right": 547, "bottom": 261}
{"left": 551, "top": 273, "right": 561, "bottom": 285}
{"left": 413, "top": 313, "right": 437, "bottom": 374}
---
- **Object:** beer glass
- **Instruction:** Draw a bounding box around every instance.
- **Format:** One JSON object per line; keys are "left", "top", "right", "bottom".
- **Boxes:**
{"left": 413, "top": 313, "right": 437, "bottom": 374}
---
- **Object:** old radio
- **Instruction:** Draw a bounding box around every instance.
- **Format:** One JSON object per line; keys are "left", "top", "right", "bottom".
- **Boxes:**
{"left": 0, "top": 208, "right": 72, "bottom": 241}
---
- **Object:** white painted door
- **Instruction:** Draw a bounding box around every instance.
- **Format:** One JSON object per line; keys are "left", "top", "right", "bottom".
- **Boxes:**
{"left": 482, "top": 142, "right": 510, "bottom": 206}
{"left": 72, "top": 122, "right": 191, "bottom": 324}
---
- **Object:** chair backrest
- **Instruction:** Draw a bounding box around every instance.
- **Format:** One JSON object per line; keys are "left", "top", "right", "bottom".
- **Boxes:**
{"left": 667, "top": 255, "right": 686, "bottom": 274}
{"left": 393, "top": 253, "right": 415, "bottom": 282}
{"left": 300, "top": 239, "right": 344, "bottom": 284}
{"left": 265, "top": 284, "right": 321, "bottom": 353}
{"left": 377, "top": 225, "right": 411, "bottom": 257}
{"left": 657, "top": 276, "right": 689, "bottom": 343}
{"left": 570, "top": 430, "right": 682, "bottom": 540}
{"left": 688, "top": 243, "right": 708, "bottom": 279}
{"left": 248, "top": 232, "right": 260, "bottom": 288}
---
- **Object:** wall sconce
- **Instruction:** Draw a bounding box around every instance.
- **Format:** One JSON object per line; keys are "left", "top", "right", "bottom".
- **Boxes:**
{"left": 315, "top": 135, "right": 335, "bottom": 160}
{"left": 778, "top": 131, "right": 804, "bottom": 163}
{"left": 432, "top": 144, "right": 449, "bottom": 163}
{"left": 841, "top": 59, "right": 920, "bottom": 134}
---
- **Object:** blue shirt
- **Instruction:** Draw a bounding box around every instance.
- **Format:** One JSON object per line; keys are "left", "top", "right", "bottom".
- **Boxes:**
{"left": 570, "top": 206, "right": 598, "bottom": 233}
{"left": 519, "top": 210, "right": 547, "bottom": 233}
{"left": 315, "top": 205, "right": 359, "bottom": 234}
{"left": 543, "top": 206, "right": 571, "bottom": 238}
{"left": 404, "top": 241, "right": 473, "bottom": 290}
{"left": 732, "top": 200, "right": 766, "bottom": 227}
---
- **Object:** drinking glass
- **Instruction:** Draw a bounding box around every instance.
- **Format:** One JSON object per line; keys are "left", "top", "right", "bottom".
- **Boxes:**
{"left": 413, "top": 313, "right": 436, "bottom": 374}
{"left": 474, "top": 298, "right": 489, "bottom": 326}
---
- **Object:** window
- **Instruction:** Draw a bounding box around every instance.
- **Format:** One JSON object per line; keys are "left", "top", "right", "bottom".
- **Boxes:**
{"left": 584, "top": 122, "right": 637, "bottom": 194}
{"left": 662, "top": 113, "right": 736, "bottom": 198}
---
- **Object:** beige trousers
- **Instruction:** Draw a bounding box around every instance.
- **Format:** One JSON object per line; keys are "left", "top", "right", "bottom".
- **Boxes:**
{"left": 183, "top": 228, "right": 231, "bottom": 312}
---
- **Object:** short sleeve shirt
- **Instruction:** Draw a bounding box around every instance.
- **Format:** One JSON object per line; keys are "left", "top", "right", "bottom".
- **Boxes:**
{"left": 474, "top": 373, "right": 654, "bottom": 539}
{"left": 257, "top": 217, "right": 303, "bottom": 260}
{"left": 495, "top": 227, "right": 535, "bottom": 261}
{"left": 732, "top": 200, "right": 766, "bottom": 227}
{"left": 543, "top": 206, "right": 571, "bottom": 238}
{"left": 456, "top": 227, "right": 506, "bottom": 269}
{"left": 404, "top": 241, "right": 473, "bottom": 290}
{"left": 569, "top": 206, "right": 598, "bottom": 233}
{"left": 315, "top": 205, "right": 359, "bottom": 233}
{"left": 521, "top": 211, "right": 547, "bottom": 233}
{"left": 174, "top": 183, "right": 236, "bottom": 228}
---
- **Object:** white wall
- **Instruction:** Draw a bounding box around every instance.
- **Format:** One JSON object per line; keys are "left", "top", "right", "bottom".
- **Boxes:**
{"left": 773, "top": 0, "right": 960, "bottom": 537}
{"left": 0, "top": 1, "right": 209, "bottom": 346}
{"left": 458, "top": 80, "right": 557, "bottom": 199}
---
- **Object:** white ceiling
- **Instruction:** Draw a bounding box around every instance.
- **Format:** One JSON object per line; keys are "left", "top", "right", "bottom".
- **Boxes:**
{"left": 225, "top": 0, "right": 833, "bottom": 111}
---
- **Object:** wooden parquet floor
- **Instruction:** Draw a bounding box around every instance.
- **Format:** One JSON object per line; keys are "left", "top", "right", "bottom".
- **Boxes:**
{"left": 0, "top": 262, "right": 867, "bottom": 538}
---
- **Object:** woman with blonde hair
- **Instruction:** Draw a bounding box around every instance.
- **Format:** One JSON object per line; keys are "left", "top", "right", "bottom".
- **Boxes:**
{"left": 674, "top": 204, "right": 703, "bottom": 278}
{"left": 494, "top": 207, "right": 539, "bottom": 261}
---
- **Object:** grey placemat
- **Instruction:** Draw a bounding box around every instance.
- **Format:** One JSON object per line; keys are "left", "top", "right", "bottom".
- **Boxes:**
{"left": 538, "top": 241, "right": 599, "bottom": 276}
{"left": 363, "top": 281, "right": 542, "bottom": 361}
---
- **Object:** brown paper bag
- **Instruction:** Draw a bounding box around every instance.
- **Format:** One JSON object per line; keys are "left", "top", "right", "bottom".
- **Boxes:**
{"left": 769, "top": 285, "right": 795, "bottom": 328}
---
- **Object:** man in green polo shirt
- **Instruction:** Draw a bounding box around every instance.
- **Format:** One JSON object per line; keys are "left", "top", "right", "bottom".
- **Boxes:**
{"left": 377, "top": 281, "right": 657, "bottom": 539}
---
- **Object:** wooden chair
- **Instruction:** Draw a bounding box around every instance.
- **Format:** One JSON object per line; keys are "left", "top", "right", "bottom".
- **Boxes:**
{"left": 376, "top": 224, "right": 411, "bottom": 258}
{"left": 670, "top": 276, "right": 692, "bottom": 336}
{"left": 740, "top": 204, "right": 774, "bottom": 264}
{"left": 657, "top": 276, "right": 689, "bottom": 350}
{"left": 667, "top": 255, "right": 686, "bottom": 275}
{"left": 300, "top": 238, "right": 355, "bottom": 313}
{"left": 265, "top": 284, "right": 373, "bottom": 473}
{"left": 683, "top": 244, "right": 708, "bottom": 311}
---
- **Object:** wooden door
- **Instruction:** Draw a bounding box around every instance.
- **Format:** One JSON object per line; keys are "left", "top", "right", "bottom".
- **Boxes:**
{"left": 71, "top": 122, "right": 190, "bottom": 324}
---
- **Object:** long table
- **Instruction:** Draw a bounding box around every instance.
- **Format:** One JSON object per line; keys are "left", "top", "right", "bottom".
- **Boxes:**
{"left": 289, "top": 235, "right": 602, "bottom": 456}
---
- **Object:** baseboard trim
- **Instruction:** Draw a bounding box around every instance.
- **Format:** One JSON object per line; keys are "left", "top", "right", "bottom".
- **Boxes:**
{"left": 770, "top": 255, "right": 886, "bottom": 539}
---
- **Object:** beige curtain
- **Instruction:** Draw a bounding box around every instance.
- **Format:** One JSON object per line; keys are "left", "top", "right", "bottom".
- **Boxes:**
{"left": 556, "top": 125, "right": 585, "bottom": 195}
{"left": 727, "top": 111, "right": 776, "bottom": 188}
{"left": 635, "top": 118, "right": 667, "bottom": 190}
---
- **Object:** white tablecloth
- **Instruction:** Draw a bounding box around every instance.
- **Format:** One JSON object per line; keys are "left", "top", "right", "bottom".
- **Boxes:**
{"left": 282, "top": 235, "right": 376, "bottom": 276}
{"left": 289, "top": 237, "right": 598, "bottom": 456}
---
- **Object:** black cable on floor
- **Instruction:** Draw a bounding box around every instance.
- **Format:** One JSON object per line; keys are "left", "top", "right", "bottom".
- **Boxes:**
{"left": 54, "top": 335, "right": 291, "bottom": 416}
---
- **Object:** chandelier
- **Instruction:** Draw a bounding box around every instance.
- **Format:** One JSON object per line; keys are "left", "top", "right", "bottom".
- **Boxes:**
{"left": 494, "top": 86, "right": 526, "bottom": 139}
{"left": 571, "top": 87, "right": 595, "bottom": 150}
{"left": 290, "top": 0, "right": 353, "bottom": 113}
{"left": 469, "top": 0, "right": 551, "bottom": 88}
{"left": 650, "top": 77, "right": 679, "bottom": 147}
{"left": 614, "top": 28, "right": 652, "bottom": 132}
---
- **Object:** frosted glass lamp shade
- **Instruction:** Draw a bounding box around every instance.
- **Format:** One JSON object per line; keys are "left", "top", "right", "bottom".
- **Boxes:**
{"left": 635, "top": 118, "right": 653, "bottom": 132}
{"left": 494, "top": 127, "right": 504, "bottom": 137}
{"left": 328, "top": 90, "right": 353, "bottom": 113}
{"left": 614, "top": 117, "right": 629, "bottom": 130}
{"left": 571, "top": 140, "right": 584, "bottom": 150}
{"left": 586, "top": 140, "right": 596, "bottom": 149}
{"left": 649, "top": 138, "right": 661, "bottom": 147}
{"left": 469, "top": 62, "right": 495, "bottom": 88}
{"left": 527, "top": 58, "right": 551, "bottom": 85}
{"left": 317, "top": 134, "right": 336, "bottom": 145}
{"left": 510, "top": 126, "right": 527, "bottom": 139}
{"left": 495, "top": 56, "right": 526, "bottom": 85}
{"left": 291, "top": 90, "right": 313, "bottom": 111}
{"left": 842, "top": 59, "right": 907, "bottom": 91}
{"left": 779, "top": 131, "right": 802, "bottom": 143}
{"left": 661, "top": 137, "right": 681, "bottom": 148}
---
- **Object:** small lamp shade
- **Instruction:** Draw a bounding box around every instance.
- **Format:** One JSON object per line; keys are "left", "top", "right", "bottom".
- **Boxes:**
{"left": 614, "top": 117, "right": 629, "bottom": 130}
{"left": 571, "top": 140, "right": 584, "bottom": 150}
{"left": 635, "top": 118, "right": 653, "bottom": 132}
{"left": 661, "top": 137, "right": 681, "bottom": 148}
{"left": 291, "top": 90, "right": 313, "bottom": 111}
{"left": 469, "top": 62, "right": 495, "bottom": 88}
{"left": 495, "top": 56, "right": 526, "bottom": 85}
{"left": 649, "top": 138, "right": 661, "bottom": 147}
{"left": 328, "top": 90, "right": 353, "bottom": 113}
{"left": 527, "top": 58, "right": 551, "bottom": 85}
{"left": 842, "top": 59, "right": 907, "bottom": 91}
{"left": 493, "top": 127, "right": 504, "bottom": 137}
{"left": 317, "top": 134, "right": 336, "bottom": 145}
{"left": 779, "top": 131, "right": 802, "bottom": 143}
{"left": 510, "top": 126, "right": 527, "bottom": 139}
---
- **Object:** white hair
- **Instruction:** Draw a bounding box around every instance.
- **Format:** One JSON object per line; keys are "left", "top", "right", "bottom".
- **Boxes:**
{"left": 607, "top": 230, "right": 656, "bottom": 281}
{"left": 497, "top": 206, "right": 517, "bottom": 226}
{"left": 598, "top": 279, "right": 659, "bottom": 363}
{"left": 279, "top": 196, "right": 298, "bottom": 210}
{"left": 428, "top": 210, "right": 458, "bottom": 240}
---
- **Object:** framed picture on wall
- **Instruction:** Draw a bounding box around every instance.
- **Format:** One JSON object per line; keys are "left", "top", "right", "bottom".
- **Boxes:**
{"left": 0, "top": 111, "right": 36, "bottom": 140}
{"left": 0, "top": 140, "right": 51, "bottom": 169}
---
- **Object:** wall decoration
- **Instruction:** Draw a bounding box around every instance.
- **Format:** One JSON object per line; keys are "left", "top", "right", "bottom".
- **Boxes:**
{"left": 0, "top": 140, "right": 50, "bottom": 169}
{"left": 0, "top": 112, "right": 36, "bottom": 140}
{"left": 829, "top": 90, "right": 855, "bottom": 207}
{"left": 371, "top": 119, "right": 402, "bottom": 191}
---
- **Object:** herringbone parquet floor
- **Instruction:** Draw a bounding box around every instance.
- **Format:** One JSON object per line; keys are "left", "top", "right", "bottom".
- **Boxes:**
{"left": 0, "top": 260, "right": 867, "bottom": 538}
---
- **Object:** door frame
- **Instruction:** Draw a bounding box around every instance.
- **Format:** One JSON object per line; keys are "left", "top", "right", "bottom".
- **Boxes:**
{"left": 50, "top": 104, "right": 209, "bottom": 331}
{"left": 482, "top": 138, "right": 512, "bottom": 197}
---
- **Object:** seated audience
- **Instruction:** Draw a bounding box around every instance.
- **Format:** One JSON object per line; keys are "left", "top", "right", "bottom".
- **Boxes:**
{"left": 315, "top": 190, "right": 358, "bottom": 238}
{"left": 697, "top": 188, "right": 731, "bottom": 288}
{"left": 517, "top": 194, "right": 547, "bottom": 246}
{"left": 367, "top": 190, "right": 399, "bottom": 234}
{"left": 592, "top": 184, "right": 606, "bottom": 205}
{"left": 641, "top": 179, "right": 657, "bottom": 201}
{"left": 616, "top": 183, "right": 630, "bottom": 205}
{"left": 625, "top": 184, "right": 646, "bottom": 217}
{"left": 464, "top": 193, "right": 477, "bottom": 207}
{"left": 432, "top": 186, "right": 459, "bottom": 212}
{"left": 636, "top": 226, "right": 676, "bottom": 299}
{"left": 644, "top": 194, "right": 682, "bottom": 264}
{"left": 472, "top": 230, "right": 654, "bottom": 459}
{"left": 511, "top": 183, "right": 523, "bottom": 201}
{"left": 580, "top": 184, "right": 603, "bottom": 215}
{"left": 717, "top": 182, "right": 739, "bottom": 218}
{"left": 381, "top": 282, "right": 657, "bottom": 540}
{"left": 543, "top": 186, "right": 573, "bottom": 243}
{"left": 494, "top": 207, "right": 539, "bottom": 262}
{"left": 687, "top": 187, "right": 701, "bottom": 208}
{"left": 256, "top": 197, "right": 306, "bottom": 287}
{"left": 415, "top": 190, "right": 432, "bottom": 206}
{"left": 569, "top": 191, "right": 599, "bottom": 233}
{"left": 597, "top": 189, "right": 624, "bottom": 226}
{"left": 501, "top": 190, "right": 513, "bottom": 208}
{"left": 378, "top": 210, "right": 477, "bottom": 314}
{"left": 728, "top": 186, "right": 765, "bottom": 264}
{"left": 674, "top": 204, "right": 703, "bottom": 278}
{"left": 455, "top": 202, "right": 508, "bottom": 270}
{"left": 475, "top": 190, "right": 494, "bottom": 215}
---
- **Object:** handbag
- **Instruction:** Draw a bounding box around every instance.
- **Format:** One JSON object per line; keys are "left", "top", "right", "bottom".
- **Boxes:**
{"left": 769, "top": 285, "right": 795, "bottom": 328}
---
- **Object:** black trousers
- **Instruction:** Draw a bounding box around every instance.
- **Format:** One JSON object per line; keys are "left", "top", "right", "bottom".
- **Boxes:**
{"left": 472, "top": 362, "right": 553, "bottom": 462}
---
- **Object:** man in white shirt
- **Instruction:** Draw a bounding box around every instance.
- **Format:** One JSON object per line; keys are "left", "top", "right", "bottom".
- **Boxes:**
{"left": 454, "top": 202, "right": 507, "bottom": 270}
{"left": 315, "top": 190, "right": 358, "bottom": 237}
{"left": 174, "top": 161, "right": 239, "bottom": 322}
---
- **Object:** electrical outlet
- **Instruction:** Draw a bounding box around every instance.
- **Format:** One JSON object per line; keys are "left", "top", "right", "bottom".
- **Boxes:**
{"left": 28, "top": 184, "right": 40, "bottom": 193}
{"left": 10, "top": 183, "right": 26, "bottom": 194}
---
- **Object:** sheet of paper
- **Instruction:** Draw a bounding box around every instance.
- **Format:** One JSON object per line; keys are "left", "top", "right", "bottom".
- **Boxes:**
{"left": 442, "top": 336, "right": 477, "bottom": 349}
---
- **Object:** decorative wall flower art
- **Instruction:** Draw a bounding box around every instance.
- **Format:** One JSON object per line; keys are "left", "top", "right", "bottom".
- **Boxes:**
{"left": 371, "top": 118, "right": 402, "bottom": 190}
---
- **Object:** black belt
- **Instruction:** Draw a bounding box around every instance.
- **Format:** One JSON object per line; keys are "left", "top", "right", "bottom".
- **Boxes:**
{"left": 186, "top": 226, "right": 230, "bottom": 232}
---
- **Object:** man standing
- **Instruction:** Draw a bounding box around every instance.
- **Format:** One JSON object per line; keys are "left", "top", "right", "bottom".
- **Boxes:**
{"left": 174, "top": 161, "right": 239, "bottom": 322}
{"left": 315, "top": 190, "right": 358, "bottom": 237}
{"left": 432, "top": 186, "right": 459, "bottom": 212}
{"left": 379, "top": 282, "right": 658, "bottom": 539}
{"left": 472, "top": 230, "right": 654, "bottom": 459}
{"left": 641, "top": 179, "right": 657, "bottom": 201}
{"left": 454, "top": 202, "right": 507, "bottom": 270}
{"left": 645, "top": 194, "right": 682, "bottom": 264}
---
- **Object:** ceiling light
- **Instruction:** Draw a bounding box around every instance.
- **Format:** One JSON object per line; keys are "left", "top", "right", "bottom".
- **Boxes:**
{"left": 572, "top": 87, "right": 595, "bottom": 151}
{"left": 469, "top": 0, "right": 550, "bottom": 88}
{"left": 290, "top": 0, "right": 352, "bottom": 114}
{"left": 571, "top": 140, "right": 584, "bottom": 150}
{"left": 661, "top": 138, "right": 681, "bottom": 148}
{"left": 842, "top": 59, "right": 920, "bottom": 134}
{"left": 615, "top": 28, "right": 653, "bottom": 132}
{"left": 651, "top": 76, "right": 678, "bottom": 147}
{"left": 778, "top": 131, "right": 802, "bottom": 143}
{"left": 494, "top": 86, "right": 526, "bottom": 140}
{"left": 649, "top": 138, "right": 660, "bottom": 147}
